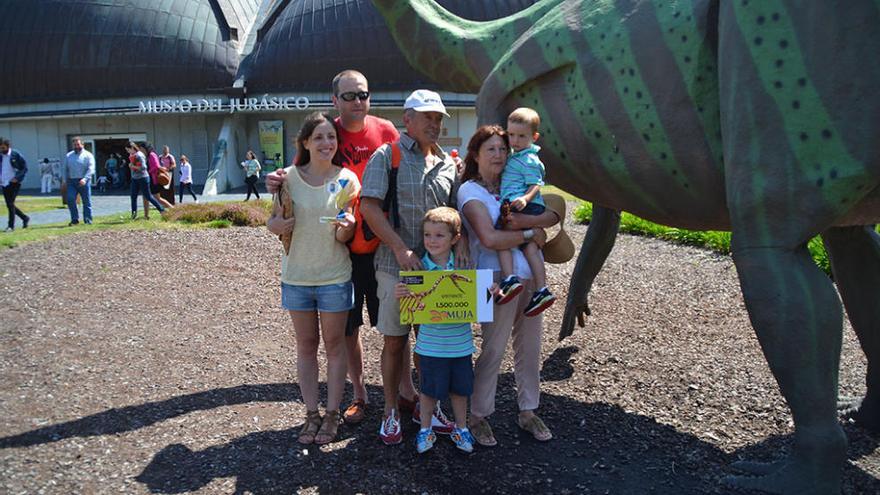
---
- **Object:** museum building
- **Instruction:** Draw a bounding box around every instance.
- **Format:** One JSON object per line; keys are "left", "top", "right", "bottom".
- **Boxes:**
{"left": 0, "top": 0, "right": 537, "bottom": 193}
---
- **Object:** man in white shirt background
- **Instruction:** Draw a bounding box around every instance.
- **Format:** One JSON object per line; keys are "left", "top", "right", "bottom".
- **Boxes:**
{"left": 62, "top": 136, "right": 96, "bottom": 226}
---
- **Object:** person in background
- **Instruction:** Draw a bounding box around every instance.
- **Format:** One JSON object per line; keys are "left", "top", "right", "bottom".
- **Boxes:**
{"left": 105, "top": 153, "right": 118, "bottom": 188}
{"left": 96, "top": 174, "right": 109, "bottom": 193}
{"left": 143, "top": 143, "right": 173, "bottom": 210}
{"left": 266, "top": 112, "right": 359, "bottom": 445}
{"left": 62, "top": 136, "right": 95, "bottom": 226}
{"left": 178, "top": 155, "right": 198, "bottom": 203}
{"left": 127, "top": 141, "right": 165, "bottom": 220}
{"left": 40, "top": 158, "right": 53, "bottom": 194}
{"left": 159, "top": 145, "right": 177, "bottom": 205}
{"left": 241, "top": 150, "right": 261, "bottom": 201}
{"left": 0, "top": 137, "right": 30, "bottom": 231}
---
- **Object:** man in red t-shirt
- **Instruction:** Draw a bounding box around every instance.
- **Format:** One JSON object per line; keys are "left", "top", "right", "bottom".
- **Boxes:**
{"left": 267, "top": 71, "right": 419, "bottom": 425}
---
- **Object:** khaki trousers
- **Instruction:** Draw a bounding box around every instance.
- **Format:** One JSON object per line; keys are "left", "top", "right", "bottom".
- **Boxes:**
{"left": 471, "top": 277, "right": 543, "bottom": 418}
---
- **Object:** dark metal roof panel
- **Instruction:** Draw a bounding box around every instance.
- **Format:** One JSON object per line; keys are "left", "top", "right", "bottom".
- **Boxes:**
{"left": 0, "top": 0, "right": 260, "bottom": 104}
{"left": 242, "top": 0, "right": 539, "bottom": 94}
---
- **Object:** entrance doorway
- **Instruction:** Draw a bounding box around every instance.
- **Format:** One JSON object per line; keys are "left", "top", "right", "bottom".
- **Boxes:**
{"left": 76, "top": 133, "right": 147, "bottom": 192}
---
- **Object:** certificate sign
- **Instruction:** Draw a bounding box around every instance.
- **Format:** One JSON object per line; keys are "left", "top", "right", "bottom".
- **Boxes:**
{"left": 399, "top": 269, "right": 494, "bottom": 325}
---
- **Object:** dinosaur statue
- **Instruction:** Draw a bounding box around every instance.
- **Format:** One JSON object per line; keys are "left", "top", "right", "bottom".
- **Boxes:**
{"left": 369, "top": 0, "right": 880, "bottom": 493}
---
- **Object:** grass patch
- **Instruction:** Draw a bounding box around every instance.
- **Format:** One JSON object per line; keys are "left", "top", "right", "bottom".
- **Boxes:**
{"left": 572, "top": 201, "right": 842, "bottom": 273}
{"left": 541, "top": 185, "right": 581, "bottom": 203}
{"left": 0, "top": 200, "right": 272, "bottom": 249}
{"left": 0, "top": 195, "right": 68, "bottom": 216}
{"left": 162, "top": 201, "right": 271, "bottom": 227}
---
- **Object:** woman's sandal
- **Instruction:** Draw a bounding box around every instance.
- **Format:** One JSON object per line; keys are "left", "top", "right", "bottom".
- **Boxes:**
{"left": 469, "top": 418, "right": 498, "bottom": 447}
{"left": 314, "top": 410, "right": 342, "bottom": 445}
{"left": 517, "top": 413, "right": 553, "bottom": 442}
{"left": 298, "top": 410, "right": 322, "bottom": 445}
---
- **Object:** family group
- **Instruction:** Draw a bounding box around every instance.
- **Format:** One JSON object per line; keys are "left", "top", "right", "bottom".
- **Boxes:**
{"left": 265, "top": 69, "right": 567, "bottom": 454}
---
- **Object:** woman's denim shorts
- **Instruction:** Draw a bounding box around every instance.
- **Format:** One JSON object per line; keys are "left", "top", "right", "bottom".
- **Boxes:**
{"left": 281, "top": 281, "right": 354, "bottom": 312}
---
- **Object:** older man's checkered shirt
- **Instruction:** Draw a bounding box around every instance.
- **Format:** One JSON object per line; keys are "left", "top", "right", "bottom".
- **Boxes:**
{"left": 360, "top": 133, "right": 459, "bottom": 276}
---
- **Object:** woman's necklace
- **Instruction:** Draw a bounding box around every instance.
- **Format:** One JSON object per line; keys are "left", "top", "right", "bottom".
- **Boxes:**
{"left": 300, "top": 162, "right": 334, "bottom": 186}
{"left": 476, "top": 177, "right": 500, "bottom": 195}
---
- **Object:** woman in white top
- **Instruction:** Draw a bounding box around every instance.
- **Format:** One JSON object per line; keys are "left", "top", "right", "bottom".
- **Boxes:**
{"left": 177, "top": 155, "right": 198, "bottom": 203}
{"left": 457, "top": 125, "right": 560, "bottom": 447}
{"left": 267, "top": 112, "right": 358, "bottom": 445}
{"left": 241, "top": 150, "right": 262, "bottom": 201}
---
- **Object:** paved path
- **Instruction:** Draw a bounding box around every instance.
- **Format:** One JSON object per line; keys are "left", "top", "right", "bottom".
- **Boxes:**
{"left": 17, "top": 187, "right": 263, "bottom": 226}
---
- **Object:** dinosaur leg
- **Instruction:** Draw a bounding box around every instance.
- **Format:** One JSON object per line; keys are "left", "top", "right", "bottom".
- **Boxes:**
{"left": 724, "top": 245, "right": 846, "bottom": 494}
{"left": 823, "top": 225, "right": 880, "bottom": 433}
{"left": 559, "top": 206, "right": 621, "bottom": 341}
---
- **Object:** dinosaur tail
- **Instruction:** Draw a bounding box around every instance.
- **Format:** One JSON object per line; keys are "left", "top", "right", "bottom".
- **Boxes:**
{"left": 371, "top": 0, "right": 559, "bottom": 93}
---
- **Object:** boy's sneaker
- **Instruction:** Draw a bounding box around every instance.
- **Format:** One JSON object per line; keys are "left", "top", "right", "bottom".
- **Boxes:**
{"left": 415, "top": 428, "right": 437, "bottom": 454}
{"left": 379, "top": 410, "right": 403, "bottom": 445}
{"left": 412, "top": 402, "right": 455, "bottom": 435}
{"left": 495, "top": 275, "right": 524, "bottom": 305}
{"left": 450, "top": 427, "right": 476, "bottom": 453}
{"left": 524, "top": 287, "right": 556, "bottom": 317}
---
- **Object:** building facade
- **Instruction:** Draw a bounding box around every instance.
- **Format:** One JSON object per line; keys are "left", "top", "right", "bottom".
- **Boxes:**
{"left": 0, "top": 0, "right": 537, "bottom": 192}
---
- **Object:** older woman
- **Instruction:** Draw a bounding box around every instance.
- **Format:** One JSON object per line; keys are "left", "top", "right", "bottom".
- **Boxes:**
{"left": 457, "top": 125, "right": 560, "bottom": 446}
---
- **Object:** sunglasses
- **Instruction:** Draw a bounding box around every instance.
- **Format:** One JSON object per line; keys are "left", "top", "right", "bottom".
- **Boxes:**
{"left": 339, "top": 91, "right": 370, "bottom": 102}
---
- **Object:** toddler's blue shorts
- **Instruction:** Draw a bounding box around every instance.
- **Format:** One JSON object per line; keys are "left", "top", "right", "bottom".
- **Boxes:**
{"left": 418, "top": 354, "right": 474, "bottom": 401}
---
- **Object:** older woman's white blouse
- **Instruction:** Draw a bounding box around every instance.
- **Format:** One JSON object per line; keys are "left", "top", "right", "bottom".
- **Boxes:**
{"left": 457, "top": 180, "right": 535, "bottom": 280}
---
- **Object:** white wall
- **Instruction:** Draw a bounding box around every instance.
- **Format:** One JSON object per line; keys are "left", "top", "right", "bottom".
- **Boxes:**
{"left": 0, "top": 107, "right": 477, "bottom": 191}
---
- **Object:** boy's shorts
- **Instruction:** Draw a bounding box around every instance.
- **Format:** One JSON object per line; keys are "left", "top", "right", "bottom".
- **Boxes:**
{"left": 495, "top": 202, "right": 546, "bottom": 229}
{"left": 345, "top": 252, "right": 379, "bottom": 335}
{"left": 418, "top": 354, "right": 474, "bottom": 401}
{"left": 281, "top": 281, "right": 354, "bottom": 312}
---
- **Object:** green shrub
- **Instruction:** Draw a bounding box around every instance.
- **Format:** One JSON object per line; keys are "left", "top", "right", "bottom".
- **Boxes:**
{"left": 208, "top": 219, "right": 232, "bottom": 229}
{"left": 573, "top": 201, "right": 842, "bottom": 274}
{"left": 163, "top": 201, "right": 270, "bottom": 227}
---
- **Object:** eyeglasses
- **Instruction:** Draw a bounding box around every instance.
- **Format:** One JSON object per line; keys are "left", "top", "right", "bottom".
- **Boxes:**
{"left": 339, "top": 91, "right": 370, "bottom": 102}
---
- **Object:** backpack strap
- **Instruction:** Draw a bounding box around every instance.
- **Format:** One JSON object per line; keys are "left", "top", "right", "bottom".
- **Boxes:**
{"left": 383, "top": 141, "right": 402, "bottom": 229}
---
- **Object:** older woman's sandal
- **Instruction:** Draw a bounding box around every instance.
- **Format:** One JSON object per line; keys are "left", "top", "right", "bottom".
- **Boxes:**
{"left": 298, "top": 410, "right": 322, "bottom": 445}
{"left": 314, "top": 410, "right": 342, "bottom": 445}
{"left": 468, "top": 418, "right": 497, "bottom": 447}
{"left": 517, "top": 414, "right": 553, "bottom": 442}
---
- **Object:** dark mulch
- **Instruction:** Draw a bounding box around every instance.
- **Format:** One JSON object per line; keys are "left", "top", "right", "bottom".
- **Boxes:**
{"left": 0, "top": 208, "right": 877, "bottom": 494}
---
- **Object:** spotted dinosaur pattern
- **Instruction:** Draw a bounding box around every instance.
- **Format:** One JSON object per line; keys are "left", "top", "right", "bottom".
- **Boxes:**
{"left": 399, "top": 272, "right": 471, "bottom": 325}
{"left": 370, "top": 1, "right": 880, "bottom": 493}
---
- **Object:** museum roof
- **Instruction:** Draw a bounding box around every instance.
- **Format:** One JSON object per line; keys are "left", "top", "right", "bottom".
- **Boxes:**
{"left": 240, "top": 0, "right": 540, "bottom": 94}
{"left": 0, "top": 0, "right": 260, "bottom": 104}
{"left": 0, "top": 0, "right": 538, "bottom": 105}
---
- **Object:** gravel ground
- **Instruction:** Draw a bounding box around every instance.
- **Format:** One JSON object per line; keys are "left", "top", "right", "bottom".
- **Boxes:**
{"left": 1, "top": 207, "right": 878, "bottom": 494}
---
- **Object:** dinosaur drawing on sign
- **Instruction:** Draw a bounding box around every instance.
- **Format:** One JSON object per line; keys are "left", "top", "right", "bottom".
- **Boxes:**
{"left": 370, "top": 1, "right": 880, "bottom": 493}
{"left": 399, "top": 272, "right": 472, "bottom": 325}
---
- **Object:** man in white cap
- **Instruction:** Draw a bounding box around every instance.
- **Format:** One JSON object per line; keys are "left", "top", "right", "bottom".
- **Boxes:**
{"left": 360, "top": 89, "right": 468, "bottom": 445}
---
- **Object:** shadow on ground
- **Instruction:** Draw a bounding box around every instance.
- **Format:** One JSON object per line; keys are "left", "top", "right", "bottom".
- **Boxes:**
{"left": 4, "top": 377, "right": 876, "bottom": 494}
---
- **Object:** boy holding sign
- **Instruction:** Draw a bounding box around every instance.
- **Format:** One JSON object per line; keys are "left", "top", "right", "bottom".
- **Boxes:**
{"left": 395, "top": 207, "right": 488, "bottom": 454}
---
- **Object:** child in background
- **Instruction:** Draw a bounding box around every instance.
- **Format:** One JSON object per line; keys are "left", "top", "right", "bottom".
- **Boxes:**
{"left": 178, "top": 155, "right": 198, "bottom": 203}
{"left": 395, "top": 207, "right": 477, "bottom": 454}
{"left": 96, "top": 174, "right": 109, "bottom": 192}
{"left": 494, "top": 107, "right": 556, "bottom": 317}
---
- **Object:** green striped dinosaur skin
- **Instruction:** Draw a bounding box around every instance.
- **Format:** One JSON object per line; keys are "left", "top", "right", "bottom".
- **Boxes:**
{"left": 371, "top": 1, "right": 880, "bottom": 493}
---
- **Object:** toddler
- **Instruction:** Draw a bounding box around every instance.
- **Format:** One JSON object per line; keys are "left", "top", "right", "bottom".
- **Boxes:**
{"left": 496, "top": 107, "right": 556, "bottom": 317}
